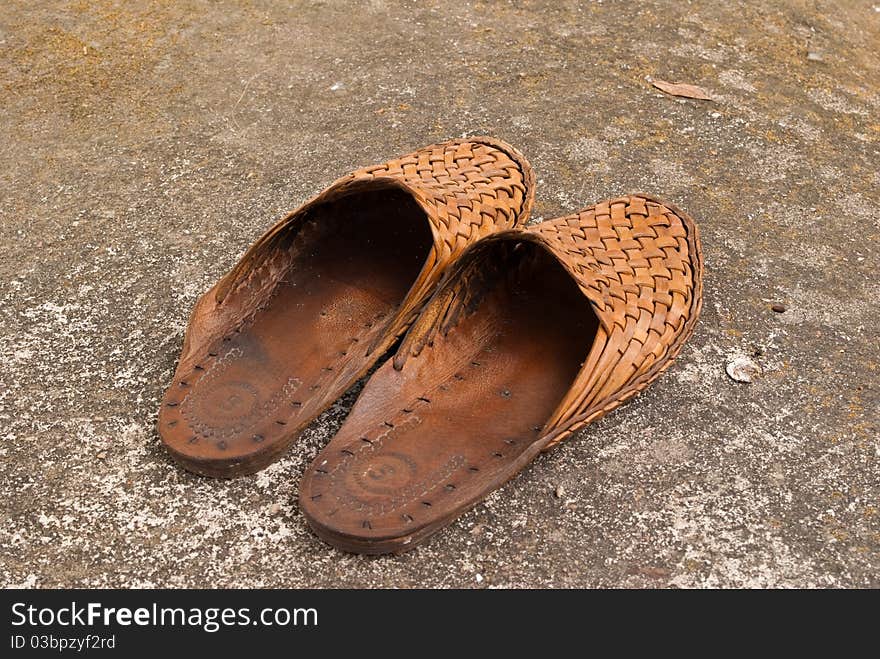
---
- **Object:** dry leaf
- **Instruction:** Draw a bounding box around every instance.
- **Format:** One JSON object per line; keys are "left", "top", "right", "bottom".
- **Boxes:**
{"left": 651, "top": 79, "right": 714, "bottom": 101}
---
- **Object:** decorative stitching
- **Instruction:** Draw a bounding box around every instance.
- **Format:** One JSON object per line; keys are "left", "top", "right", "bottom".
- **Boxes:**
{"left": 180, "top": 348, "right": 302, "bottom": 440}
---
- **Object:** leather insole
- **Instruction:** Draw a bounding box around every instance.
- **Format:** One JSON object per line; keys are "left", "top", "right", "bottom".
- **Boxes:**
{"left": 161, "top": 189, "right": 432, "bottom": 476}
{"left": 300, "top": 245, "right": 599, "bottom": 553}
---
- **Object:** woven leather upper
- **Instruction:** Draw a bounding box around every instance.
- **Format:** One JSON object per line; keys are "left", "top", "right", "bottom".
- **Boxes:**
{"left": 393, "top": 194, "right": 702, "bottom": 448}
{"left": 354, "top": 139, "right": 533, "bottom": 255}
{"left": 177, "top": 138, "right": 534, "bottom": 372}
{"left": 531, "top": 195, "right": 702, "bottom": 446}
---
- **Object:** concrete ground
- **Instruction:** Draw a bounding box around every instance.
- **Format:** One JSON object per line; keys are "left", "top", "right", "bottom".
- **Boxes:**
{"left": 1, "top": 0, "right": 878, "bottom": 588}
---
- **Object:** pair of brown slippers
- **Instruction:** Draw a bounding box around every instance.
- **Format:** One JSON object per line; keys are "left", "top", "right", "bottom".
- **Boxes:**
{"left": 159, "top": 137, "right": 703, "bottom": 554}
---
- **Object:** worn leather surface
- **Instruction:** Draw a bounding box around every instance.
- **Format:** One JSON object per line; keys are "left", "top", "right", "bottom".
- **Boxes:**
{"left": 159, "top": 138, "right": 534, "bottom": 477}
{"left": 300, "top": 194, "right": 702, "bottom": 553}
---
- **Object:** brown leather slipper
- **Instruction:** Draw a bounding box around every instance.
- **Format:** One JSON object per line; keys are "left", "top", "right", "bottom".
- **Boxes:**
{"left": 299, "top": 194, "right": 702, "bottom": 553}
{"left": 159, "top": 138, "right": 535, "bottom": 477}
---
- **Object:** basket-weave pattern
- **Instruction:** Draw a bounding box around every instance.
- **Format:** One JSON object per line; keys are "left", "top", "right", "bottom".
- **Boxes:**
{"left": 354, "top": 139, "right": 533, "bottom": 254}
{"left": 533, "top": 194, "right": 702, "bottom": 447}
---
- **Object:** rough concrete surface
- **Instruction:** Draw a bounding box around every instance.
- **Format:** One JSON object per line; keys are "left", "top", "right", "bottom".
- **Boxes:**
{"left": 1, "top": 0, "right": 878, "bottom": 588}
